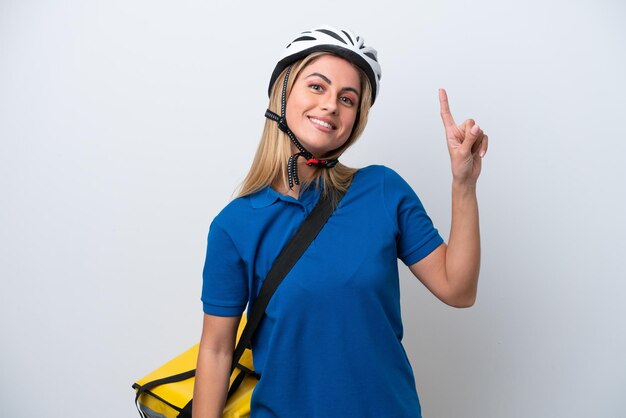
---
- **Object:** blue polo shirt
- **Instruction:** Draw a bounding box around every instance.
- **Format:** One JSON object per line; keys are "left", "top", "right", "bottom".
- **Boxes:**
{"left": 201, "top": 165, "right": 443, "bottom": 418}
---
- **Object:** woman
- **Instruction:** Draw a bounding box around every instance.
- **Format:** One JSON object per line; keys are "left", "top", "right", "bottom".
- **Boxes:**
{"left": 193, "top": 25, "right": 488, "bottom": 418}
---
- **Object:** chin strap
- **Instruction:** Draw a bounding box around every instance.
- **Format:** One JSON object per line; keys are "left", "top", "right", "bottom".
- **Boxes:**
{"left": 264, "top": 65, "right": 339, "bottom": 190}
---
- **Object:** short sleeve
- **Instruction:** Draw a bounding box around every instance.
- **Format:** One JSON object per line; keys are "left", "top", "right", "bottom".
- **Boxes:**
{"left": 383, "top": 167, "right": 444, "bottom": 266}
{"left": 201, "top": 220, "right": 248, "bottom": 316}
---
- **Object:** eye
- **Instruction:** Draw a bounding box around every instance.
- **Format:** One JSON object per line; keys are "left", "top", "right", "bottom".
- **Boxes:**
{"left": 308, "top": 84, "right": 323, "bottom": 92}
{"left": 340, "top": 96, "right": 355, "bottom": 106}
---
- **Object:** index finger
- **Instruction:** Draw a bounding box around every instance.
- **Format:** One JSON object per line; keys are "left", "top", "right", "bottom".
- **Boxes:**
{"left": 439, "top": 88, "right": 456, "bottom": 128}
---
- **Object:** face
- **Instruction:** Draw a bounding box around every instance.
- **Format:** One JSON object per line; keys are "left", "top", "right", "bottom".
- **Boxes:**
{"left": 285, "top": 54, "right": 361, "bottom": 158}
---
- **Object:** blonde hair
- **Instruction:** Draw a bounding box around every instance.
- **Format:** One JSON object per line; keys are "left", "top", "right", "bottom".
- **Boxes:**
{"left": 237, "top": 52, "right": 373, "bottom": 201}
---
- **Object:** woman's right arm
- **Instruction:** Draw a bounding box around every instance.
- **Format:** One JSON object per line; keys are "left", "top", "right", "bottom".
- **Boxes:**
{"left": 192, "top": 313, "right": 241, "bottom": 418}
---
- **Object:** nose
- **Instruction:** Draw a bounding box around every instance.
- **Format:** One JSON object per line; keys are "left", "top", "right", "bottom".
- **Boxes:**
{"left": 320, "top": 93, "right": 338, "bottom": 114}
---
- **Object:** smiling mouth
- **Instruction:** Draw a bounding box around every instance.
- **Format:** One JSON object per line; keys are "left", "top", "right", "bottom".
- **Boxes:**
{"left": 308, "top": 117, "right": 335, "bottom": 130}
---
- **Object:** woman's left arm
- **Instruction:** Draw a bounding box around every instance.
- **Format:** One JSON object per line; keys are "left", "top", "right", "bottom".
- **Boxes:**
{"left": 409, "top": 89, "right": 488, "bottom": 308}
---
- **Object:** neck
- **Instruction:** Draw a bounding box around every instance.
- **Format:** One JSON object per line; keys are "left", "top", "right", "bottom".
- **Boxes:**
{"left": 272, "top": 157, "right": 319, "bottom": 199}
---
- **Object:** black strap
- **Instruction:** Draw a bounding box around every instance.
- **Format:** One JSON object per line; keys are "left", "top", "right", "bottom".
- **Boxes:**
{"left": 135, "top": 187, "right": 347, "bottom": 418}
{"left": 133, "top": 369, "right": 197, "bottom": 417}
{"left": 230, "top": 188, "right": 345, "bottom": 373}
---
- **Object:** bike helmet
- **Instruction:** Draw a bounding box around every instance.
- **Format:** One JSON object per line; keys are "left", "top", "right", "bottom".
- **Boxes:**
{"left": 268, "top": 24, "right": 381, "bottom": 104}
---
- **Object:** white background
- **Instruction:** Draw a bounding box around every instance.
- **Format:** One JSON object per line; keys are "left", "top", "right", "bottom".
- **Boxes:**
{"left": 1, "top": 1, "right": 625, "bottom": 417}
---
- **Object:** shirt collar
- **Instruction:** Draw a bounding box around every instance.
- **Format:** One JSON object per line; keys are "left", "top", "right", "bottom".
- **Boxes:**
{"left": 250, "top": 187, "right": 281, "bottom": 209}
{"left": 249, "top": 182, "right": 322, "bottom": 209}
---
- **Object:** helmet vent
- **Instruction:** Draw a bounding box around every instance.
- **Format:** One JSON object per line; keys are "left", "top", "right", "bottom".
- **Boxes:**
{"left": 364, "top": 52, "right": 378, "bottom": 62}
{"left": 316, "top": 29, "right": 347, "bottom": 44}
{"left": 292, "top": 36, "right": 316, "bottom": 44}
{"left": 341, "top": 30, "right": 354, "bottom": 45}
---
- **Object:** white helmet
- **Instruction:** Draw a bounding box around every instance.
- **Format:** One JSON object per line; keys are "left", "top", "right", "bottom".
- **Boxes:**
{"left": 268, "top": 24, "right": 382, "bottom": 104}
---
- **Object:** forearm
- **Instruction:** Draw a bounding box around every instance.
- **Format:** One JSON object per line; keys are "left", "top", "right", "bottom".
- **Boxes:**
{"left": 192, "top": 346, "right": 233, "bottom": 418}
{"left": 445, "top": 180, "right": 481, "bottom": 306}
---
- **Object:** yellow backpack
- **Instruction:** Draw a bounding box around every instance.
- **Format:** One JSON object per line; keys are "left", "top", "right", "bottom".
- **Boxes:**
{"left": 133, "top": 315, "right": 257, "bottom": 418}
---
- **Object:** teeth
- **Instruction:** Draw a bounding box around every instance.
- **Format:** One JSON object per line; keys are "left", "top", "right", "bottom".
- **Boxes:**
{"left": 310, "top": 117, "right": 333, "bottom": 129}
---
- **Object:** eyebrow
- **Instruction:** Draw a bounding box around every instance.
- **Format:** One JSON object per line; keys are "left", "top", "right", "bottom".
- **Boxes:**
{"left": 305, "top": 72, "right": 361, "bottom": 97}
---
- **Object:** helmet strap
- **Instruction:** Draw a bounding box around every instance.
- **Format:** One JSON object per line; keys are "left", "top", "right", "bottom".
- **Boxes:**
{"left": 264, "top": 65, "right": 339, "bottom": 190}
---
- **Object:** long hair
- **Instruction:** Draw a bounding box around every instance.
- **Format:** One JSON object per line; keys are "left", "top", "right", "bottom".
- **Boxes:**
{"left": 237, "top": 52, "right": 373, "bottom": 201}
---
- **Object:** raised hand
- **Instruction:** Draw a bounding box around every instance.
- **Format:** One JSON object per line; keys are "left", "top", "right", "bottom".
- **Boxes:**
{"left": 439, "top": 89, "right": 488, "bottom": 184}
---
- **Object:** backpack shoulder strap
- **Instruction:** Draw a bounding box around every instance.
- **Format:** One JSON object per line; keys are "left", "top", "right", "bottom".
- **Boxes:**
{"left": 231, "top": 188, "right": 346, "bottom": 371}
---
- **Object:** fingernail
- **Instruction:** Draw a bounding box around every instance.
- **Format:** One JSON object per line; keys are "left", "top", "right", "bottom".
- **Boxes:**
{"left": 471, "top": 124, "right": 480, "bottom": 134}
{"left": 479, "top": 150, "right": 485, "bottom": 158}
